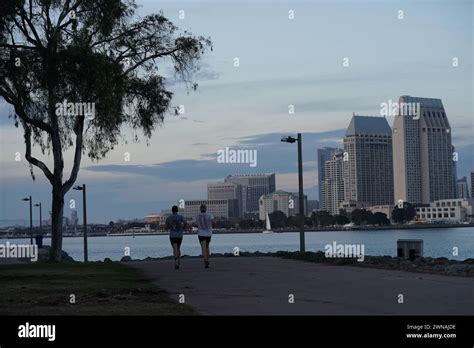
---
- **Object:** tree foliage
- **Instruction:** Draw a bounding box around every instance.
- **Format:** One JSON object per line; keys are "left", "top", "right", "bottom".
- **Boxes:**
{"left": 391, "top": 202, "right": 416, "bottom": 224}
{"left": 0, "top": 0, "right": 211, "bottom": 261}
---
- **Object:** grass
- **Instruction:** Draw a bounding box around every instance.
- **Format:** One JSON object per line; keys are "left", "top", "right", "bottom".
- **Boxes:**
{"left": 0, "top": 262, "right": 196, "bottom": 315}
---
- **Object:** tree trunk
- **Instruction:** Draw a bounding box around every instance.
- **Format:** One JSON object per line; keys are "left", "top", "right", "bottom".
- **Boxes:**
{"left": 50, "top": 181, "right": 64, "bottom": 262}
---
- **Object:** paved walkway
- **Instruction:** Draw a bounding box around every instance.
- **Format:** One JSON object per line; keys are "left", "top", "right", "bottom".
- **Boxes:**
{"left": 127, "top": 257, "right": 474, "bottom": 315}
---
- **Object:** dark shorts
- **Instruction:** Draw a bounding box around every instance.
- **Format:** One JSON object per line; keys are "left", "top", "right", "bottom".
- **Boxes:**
{"left": 198, "top": 236, "right": 211, "bottom": 244}
{"left": 170, "top": 238, "right": 183, "bottom": 247}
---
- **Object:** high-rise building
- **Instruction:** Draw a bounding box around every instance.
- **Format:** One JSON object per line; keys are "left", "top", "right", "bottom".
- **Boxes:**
{"left": 322, "top": 150, "right": 345, "bottom": 215}
{"left": 317, "top": 147, "right": 340, "bottom": 202}
{"left": 181, "top": 199, "right": 239, "bottom": 220}
{"left": 225, "top": 173, "right": 276, "bottom": 218}
{"left": 344, "top": 115, "right": 394, "bottom": 206}
{"left": 457, "top": 176, "right": 470, "bottom": 199}
{"left": 207, "top": 181, "right": 242, "bottom": 218}
{"left": 452, "top": 145, "right": 458, "bottom": 198}
{"left": 471, "top": 171, "right": 474, "bottom": 199}
{"left": 292, "top": 192, "right": 308, "bottom": 216}
{"left": 70, "top": 210, "right": 78, "bottom": 234}
{"left": 307, "top": 200, "right": 319, "bottom": 213}
{"left": 393, "top": 96, "right": 455, "bottom": 204}
{"left": 259, "top": 190, "right": 295, "bottom": 220}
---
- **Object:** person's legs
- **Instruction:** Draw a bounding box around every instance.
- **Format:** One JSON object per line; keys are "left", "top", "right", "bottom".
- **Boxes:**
{"left": 206, "top": 240, "right": 210, "bottom": 259}
{"left": 171, "top": 239, "right": 182, "bottom": 269}
{"left": 199, "top": 237, "right": 207, "bottom": 258}
{"left": 199, "top": 236, "right": 209, "bottom": 268}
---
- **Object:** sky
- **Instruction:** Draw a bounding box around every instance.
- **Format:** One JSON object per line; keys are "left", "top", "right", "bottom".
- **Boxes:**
{"left": 0, "top": 0, "right": 473, "bottom": 224}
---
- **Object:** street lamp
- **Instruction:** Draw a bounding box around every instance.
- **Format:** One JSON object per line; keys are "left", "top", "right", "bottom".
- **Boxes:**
{"left": 21, "top": 196, "right": 33, "bottom": 244}
{"left": 281, "top": 133, "right": 305, "bottom": 252}
{"left": 34, "top": 203, "right": 42, "bottom": 234}
{"left": 73, "top": 184, "right": 88, "bottom": 262}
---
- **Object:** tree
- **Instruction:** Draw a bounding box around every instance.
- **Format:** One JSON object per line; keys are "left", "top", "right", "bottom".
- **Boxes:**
{"left": 310, "top": 211, "right": 318, "bottom": 228}
{"left": 370, "top": 212, "right": 390, "bottom": 226}
{"left": 351, "top": 209, "right": 367, "bottom": 225}
{"left": 0, "top": 1, "right": 211, "bottom": 261}
{"left": 287, "top": 215, "right": 299, "bottom": 227}
{"left": 391, "top": 202, "right": 416, "bottom": 224}
{"left": 334, "top": 214, "right": 350, "bottom": 225}
{"left": 268, "top": 210, "right": 288, "bottom": 229}
{"left": 315, "top": 211, "right": 334, "bottom": 227}
{"left": 404, "top": 203, "right": 416, "bottom": 222}
{"left": 214, "top": 219, "right": 233, "bottom": 229}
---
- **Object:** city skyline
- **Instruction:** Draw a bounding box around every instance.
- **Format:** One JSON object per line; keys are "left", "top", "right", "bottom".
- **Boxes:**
{"left": 1, "top": 0, "right": 472, "bottom": 223}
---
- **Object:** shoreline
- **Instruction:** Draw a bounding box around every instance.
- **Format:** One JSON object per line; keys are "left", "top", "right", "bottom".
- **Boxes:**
{"left": 2, "top": 223, "right": 473, "bottom": 239}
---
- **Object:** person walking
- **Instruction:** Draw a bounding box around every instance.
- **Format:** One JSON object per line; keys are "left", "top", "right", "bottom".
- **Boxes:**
{"left": 165, "top": 205, "right": 186, "bottom": 269}
{"left": 196, "top": 204, "right": 214, "bottom": 268}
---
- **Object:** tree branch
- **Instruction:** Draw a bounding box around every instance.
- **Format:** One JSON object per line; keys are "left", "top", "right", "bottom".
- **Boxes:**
{"left": 122, "top": 48, "right": 179, "bottom": 76}
{"left": 0, "top": 43, "right": 37, "bottom": 50}
{"left": 19, "top": 8, "right": 44, "bottom": 48}
{"left": 62, "top": 117, "right": 84, "bottom": 193}
{"left": 0, "top": 84, "right": 52, "bottom": 133}
{"left": 21, "top": 121, "right": 54, "bottom": 184}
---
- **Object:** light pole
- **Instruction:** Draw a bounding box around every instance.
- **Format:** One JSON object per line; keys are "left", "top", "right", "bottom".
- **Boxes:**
{"left": 22, "top": 196, "right": 33, "bottom": 244}
{"left": 73, "top": 184, "right": 88, "bottom": 262}
{"left": 34, "top": 203, "right": 42, "bottom": 234}
{"left": 281, "top": 133, "right": 305, "bottom": 252}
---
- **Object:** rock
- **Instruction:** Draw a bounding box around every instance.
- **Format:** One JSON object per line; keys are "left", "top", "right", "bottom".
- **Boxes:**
{"left": 444, "top": 264, "right": 469, "bottom": 273}
{"left": 37, "top": 246, "right": 75, "bottom": 263}
{"left": 120, "top": 256, "right": 132, "bottom": 262}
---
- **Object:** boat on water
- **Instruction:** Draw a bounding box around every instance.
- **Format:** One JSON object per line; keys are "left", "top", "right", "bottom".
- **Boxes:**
{"left": 262, "top": 214, "right": 274, "bottom": 234}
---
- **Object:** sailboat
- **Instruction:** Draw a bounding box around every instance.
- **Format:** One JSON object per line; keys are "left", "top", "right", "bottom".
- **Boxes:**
{"left": 262, "top": 213, "right": 274, "bottom": 234}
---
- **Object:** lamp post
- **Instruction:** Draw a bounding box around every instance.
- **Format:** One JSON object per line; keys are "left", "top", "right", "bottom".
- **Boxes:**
{"left": 73, "top": 184, "right": 88, "bottom": 262}
{"left": 22, "top": 196, "right": 33, "bottom": 244}
{"left": 34, "top": 203, "right": 42, "bottom": 234}
{"left": 281, "top": 133, "right": 305, "bottom": 252}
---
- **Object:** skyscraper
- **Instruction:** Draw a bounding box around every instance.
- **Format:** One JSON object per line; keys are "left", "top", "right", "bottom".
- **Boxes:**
{"left": 457, "top": 177, "right": 470, "bottom": 199}
{"left": 207, "top": 181, "right": 243, "bottom": 218}
{"left": 471, "top": 171, "right": 474, "bottom": 199}
{"left": 344, "top": 115, "right": 394, "bottom": 206}
{"left": 70, "top": 210, "right": 78, "bottom": 234}
{"left": 225, "top": 173, "right": 276, "bottom": 218}
{"left": 322, "top": 150, "right": 344, "bottom": 215}
{"left": 393, "top": 96, "right": 455, "bottom": 204}
{"left": 317, "top": 147, "right": 340, "bottom": 202}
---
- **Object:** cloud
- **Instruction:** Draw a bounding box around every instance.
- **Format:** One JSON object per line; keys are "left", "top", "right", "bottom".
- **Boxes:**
{"left": 84, "top": 130, "right": 346, "bottom": 182}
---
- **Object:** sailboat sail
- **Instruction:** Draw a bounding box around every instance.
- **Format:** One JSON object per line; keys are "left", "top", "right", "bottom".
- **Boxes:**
{"left": 266, "top": 214, "right": 271, "bottom": 231}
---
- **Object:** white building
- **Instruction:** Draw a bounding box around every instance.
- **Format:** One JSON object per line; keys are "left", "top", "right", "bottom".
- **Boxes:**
{"left": 339, "top": 200, "right": 370, "bottom": 214}
{"left": 259, "top": 190, "right": 295, "bottom": 220}
{"left": 368, "top": 205, "right": 394, "bottom": 221}
{"left": 144, "top": 215, "right": 166, "bottom": 224}
{"left": 415, "top": 198, "right": 473, "bottom": 223}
